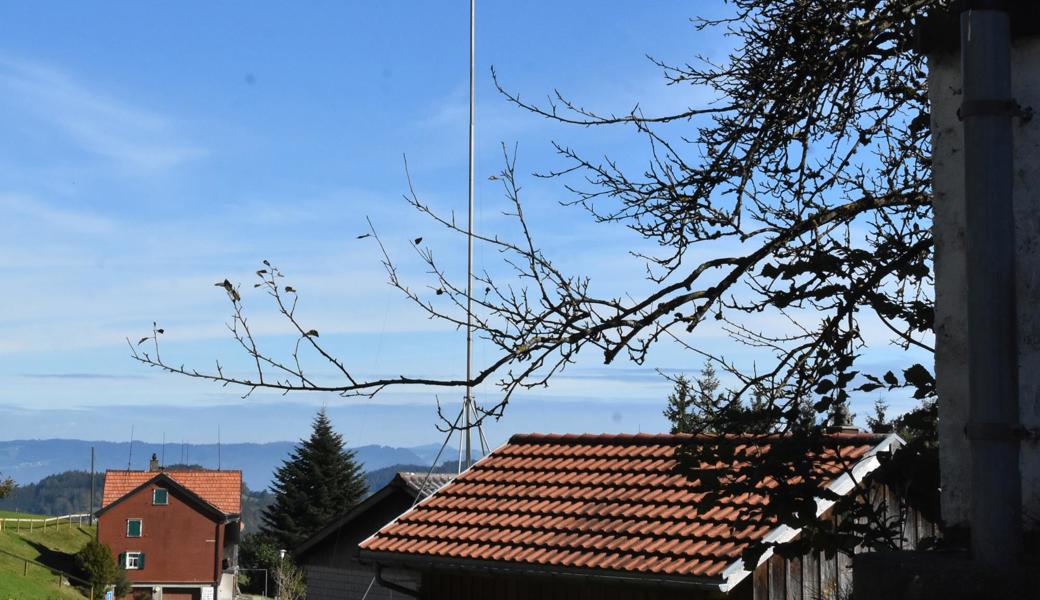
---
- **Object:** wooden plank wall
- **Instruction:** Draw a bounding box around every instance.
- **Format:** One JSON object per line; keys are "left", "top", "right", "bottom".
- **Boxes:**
{"left": 752, "top": 482, "right": 939, "bottom": 600}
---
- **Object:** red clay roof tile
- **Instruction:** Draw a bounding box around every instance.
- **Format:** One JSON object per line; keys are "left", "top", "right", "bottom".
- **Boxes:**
{"left": 102, "top": 469, "right": 241, "bottom": 514}
{"left": 360, "top": 432, "right": 886, "bottom": 583}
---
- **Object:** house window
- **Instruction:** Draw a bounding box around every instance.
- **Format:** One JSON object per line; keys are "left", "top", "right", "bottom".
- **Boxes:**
{"left": 153, "top": 488, "right": 168, "bottom": 505}
{"left": 123, "top": 551, "right": 145, "bottom": 570}
{"left": 127, "top": 519, "right": 142, "bottom": 537}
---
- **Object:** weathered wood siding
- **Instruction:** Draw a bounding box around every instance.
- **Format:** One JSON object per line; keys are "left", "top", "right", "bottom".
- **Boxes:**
{"left": 305, "top": 564, "right": 418, "bottom": 600}
{"left": 299, "top": 487, "right": 420, "bottom": 600}
{"left": 751, "top": 483, "right": 939, "bottom": 600}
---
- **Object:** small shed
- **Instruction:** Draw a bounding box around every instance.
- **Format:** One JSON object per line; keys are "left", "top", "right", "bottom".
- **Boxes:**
{"left": 360, "top": 433, "right": 937, "bottom": 600}
{"left": 297, "top": 472, "right": 454, "bottom": 600}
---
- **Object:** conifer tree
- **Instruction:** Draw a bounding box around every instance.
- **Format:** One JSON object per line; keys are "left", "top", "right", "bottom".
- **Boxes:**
{"left": 663, "top": 364, "right": 722, "bottom": 434}
{"left": 261, "top": 408, "right": 367, "bottom": 550}
{"left": 663, "top": 375, "right": 694, "bottom": 434}
{"left": 664, "top": 363, "right": 782, "bottom": 435}
{"left": 0, "top": 473, "right": 13, "bottom": 499}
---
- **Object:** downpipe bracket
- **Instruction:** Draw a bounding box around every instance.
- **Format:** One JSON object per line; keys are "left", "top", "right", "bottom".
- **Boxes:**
{"left": 965, "top": 421, "right": 1040, "bottom": 442}
{"left": 957, "top": 98, "right": 1033, "bottom": 123}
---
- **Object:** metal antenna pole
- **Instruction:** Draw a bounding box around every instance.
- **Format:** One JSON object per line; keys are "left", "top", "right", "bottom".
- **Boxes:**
{"left": 127, "top": 425, "right": 134, "bottom": 471}
{"left": 960, "top": 3, "right": 1021, "bottom": 566}
{"left": 463, "top": 0, "right": 476, "bottom": 471}
{"left": 89, "top": 447, "right": 95, "bottom": 522}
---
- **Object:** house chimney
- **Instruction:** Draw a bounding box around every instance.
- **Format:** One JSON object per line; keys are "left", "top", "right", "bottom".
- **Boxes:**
{"left": 149, "top": 453, "right": 161, "bottom": 472}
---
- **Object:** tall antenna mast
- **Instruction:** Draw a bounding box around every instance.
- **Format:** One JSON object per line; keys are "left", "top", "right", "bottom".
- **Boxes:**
{"left": 462, "top": 0, "right": 476, "bottom": 471}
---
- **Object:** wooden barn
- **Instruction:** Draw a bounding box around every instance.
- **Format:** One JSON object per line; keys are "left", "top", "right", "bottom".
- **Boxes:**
{"left": 297, "top": 472, "right": 455, "bottom": 600}
{"left": 359, "top": 432, "right": 937, "bottom": 600}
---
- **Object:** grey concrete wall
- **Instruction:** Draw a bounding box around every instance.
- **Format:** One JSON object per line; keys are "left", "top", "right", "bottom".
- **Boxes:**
{"left": 930, "top": 37, "right": 1040, "bottom": 529}
{"left": 304, "top": 564, "right": 418, "bottom": 600}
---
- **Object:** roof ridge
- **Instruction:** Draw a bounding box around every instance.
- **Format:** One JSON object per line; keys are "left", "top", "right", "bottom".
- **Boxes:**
{"left": 102, "top": 468, "right": 242, "bottom": 473}
{"left": 507, "top": 432, "right": 886, "bottom": 445}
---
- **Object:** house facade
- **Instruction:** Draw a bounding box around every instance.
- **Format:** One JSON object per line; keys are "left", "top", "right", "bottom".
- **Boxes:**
{"left": 359, "top": 432, "right": 937, "bottom": 600}
{"left": 297, "top": 472, "right": 454, "bottom": 600}
{"left": 97, "top": 468, "right": 243, "bottom": 600}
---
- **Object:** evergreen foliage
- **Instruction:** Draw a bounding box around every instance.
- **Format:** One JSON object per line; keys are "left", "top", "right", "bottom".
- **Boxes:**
{"left": 0, "top": 473, "right": 12, "bottom": 499}
{"left": 663, "top": 364, "right": 723, "bottom": 434}
{"left": 75, "top": 539, "right": 118, "bottom": 600}
{"left": 261, "top": 409, "right": 367, "bottom": 550}
{"left": 866, "top": 399, "right": 892, "bottom": 433}
{"left": 239, "top": 532, "right": 281, "bottom": 595}
{"left": 664, "top": 362, "right": 782, "bottom": 435}
{"left": 0, "top": 470, "right": 102, "bottom": 515}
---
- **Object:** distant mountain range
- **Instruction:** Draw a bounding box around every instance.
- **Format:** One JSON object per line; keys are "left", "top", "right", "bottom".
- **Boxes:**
{"left": 0, "top": 439, "right": 456, "bottom": 490}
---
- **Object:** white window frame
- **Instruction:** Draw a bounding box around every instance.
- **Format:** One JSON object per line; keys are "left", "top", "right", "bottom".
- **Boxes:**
{"left": 152, "top": 488, "right": 168, "bottom": 505}
{"left": 127, "top": 518, "right": 143, "bottom": 537}
{"left": 125, "top": 551, "right": 143, "bottom": 570}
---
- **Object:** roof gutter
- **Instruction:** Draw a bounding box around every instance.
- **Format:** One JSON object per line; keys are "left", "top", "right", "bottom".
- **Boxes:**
{"left": 362, "top": 551, "right": 724, "bottom": 592}
{"left": 375, "top": 563, "right": 422, "bottom": 599}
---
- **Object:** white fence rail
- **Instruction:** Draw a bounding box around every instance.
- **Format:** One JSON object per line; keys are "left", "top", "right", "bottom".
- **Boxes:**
{"left": 0, "top": 513, "right": 92, "bottom": 532}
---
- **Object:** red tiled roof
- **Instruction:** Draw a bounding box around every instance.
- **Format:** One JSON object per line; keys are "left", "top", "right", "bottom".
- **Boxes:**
{"left": 102, "top": 470, "right": 242, "bottom": 514}
{"left": 360, "top": 432, "right": 889, "bottom": 584}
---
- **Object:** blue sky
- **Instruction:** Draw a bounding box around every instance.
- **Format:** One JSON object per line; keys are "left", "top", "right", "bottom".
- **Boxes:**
{"left": 0, "top": 2, "right": 928, "bottom": 449}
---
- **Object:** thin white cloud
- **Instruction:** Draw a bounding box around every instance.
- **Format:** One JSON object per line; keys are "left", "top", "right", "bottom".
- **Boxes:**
{"left": 0, "top": 57, "right": 206, "bottom": 170}
{"left": 0, "top": 194, "right": 115, "bottom": 237}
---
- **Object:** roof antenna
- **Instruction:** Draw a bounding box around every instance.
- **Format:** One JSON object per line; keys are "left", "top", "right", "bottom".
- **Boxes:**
{"left": 126, "top": 425, "right": 135, "bottom": 471}
{"left": 461, "top": 0, "right": 476, "bottom": 473}
{"left": 161, "top": 432, "right": 166, "bottom": 468}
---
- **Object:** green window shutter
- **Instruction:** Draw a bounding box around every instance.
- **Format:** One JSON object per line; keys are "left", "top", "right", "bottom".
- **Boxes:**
{"left": 138, "top": 553, "right": 145, "bottom": 569}
{"left": 127, "top": 519, "right": 141, "bottom": 537}
{"left": 153, "top": 489, "right": 168, "bottom": 505}
{"left": 118, "top": 553, "right": 126, "bottom": 569}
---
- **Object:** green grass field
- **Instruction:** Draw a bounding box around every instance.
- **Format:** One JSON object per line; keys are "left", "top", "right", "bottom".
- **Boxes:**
{"left": 0, "top": 519, "right": 94, "bottom": 600}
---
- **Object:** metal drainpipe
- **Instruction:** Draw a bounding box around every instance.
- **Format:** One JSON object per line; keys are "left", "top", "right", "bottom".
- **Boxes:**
{"left": 375, "top": 564, "right": 422, "bottom": 599}
{"left": 960, "top": 1, "right": 1023, "bottom": 566}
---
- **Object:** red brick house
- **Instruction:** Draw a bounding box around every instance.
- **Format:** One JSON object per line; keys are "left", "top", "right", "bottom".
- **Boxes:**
{"left": 97, "top": 468, "right": 243, "bottom": 600}
{"left": 360, "top": 432, "right": 937, "bottom": 600}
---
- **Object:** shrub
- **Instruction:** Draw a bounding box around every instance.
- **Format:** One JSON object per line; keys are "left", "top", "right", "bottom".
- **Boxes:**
{"left": 75, "top": 540, "right": 118, "bottom": 600}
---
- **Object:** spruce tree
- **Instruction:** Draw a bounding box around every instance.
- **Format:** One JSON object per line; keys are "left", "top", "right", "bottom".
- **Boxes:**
{"left": 663, "top": 363, "right": 723, "bottom": 434}
{"left": 261, "top": 409, "right": 367, "bottom": 550}
{"left": 663, "top": 375, "right": 695, "bottom": 434}
{"left": 664, "top": 364, "right": 782, "bottom": 434}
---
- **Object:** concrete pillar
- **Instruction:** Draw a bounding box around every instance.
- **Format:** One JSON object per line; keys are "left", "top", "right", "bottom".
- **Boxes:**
{"left": 930, "top": 35, "right": 1040, "bottom": 531}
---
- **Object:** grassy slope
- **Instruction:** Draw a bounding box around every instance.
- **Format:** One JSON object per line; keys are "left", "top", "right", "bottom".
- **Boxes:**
{"left": 0, "top": 522, "right": 93, "bottom": 600}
